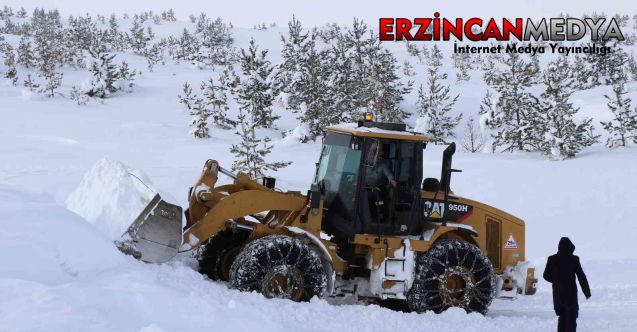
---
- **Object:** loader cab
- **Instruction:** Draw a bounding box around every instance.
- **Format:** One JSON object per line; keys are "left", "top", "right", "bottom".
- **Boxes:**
{"left": 315, "top": 121, "right": 426, "bottom": 241}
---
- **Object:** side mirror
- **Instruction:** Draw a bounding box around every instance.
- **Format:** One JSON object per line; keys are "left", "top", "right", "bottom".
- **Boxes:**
{"left": 363, "top": 139, "right": 380, "bottom": 167}
{"left": 422, "top": 178, "right": 440, "bottom": 192}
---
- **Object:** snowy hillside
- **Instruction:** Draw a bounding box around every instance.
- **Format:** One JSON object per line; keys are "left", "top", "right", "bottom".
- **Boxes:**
{"left": 1, "top": 6, "right": 637, "bottom": 332}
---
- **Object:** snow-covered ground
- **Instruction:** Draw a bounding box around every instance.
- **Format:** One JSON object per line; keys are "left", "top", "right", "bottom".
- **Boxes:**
{"left": 2, "top": 13, "right": 637, "bottom": 332}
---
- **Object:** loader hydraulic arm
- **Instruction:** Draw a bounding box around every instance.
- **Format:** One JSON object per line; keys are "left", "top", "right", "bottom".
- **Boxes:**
{"left": 180, "top": 160, "right": 308, "bottom": 252}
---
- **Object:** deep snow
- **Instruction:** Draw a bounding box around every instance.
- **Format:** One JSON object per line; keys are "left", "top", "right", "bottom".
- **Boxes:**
{"left": 1, "top": 12, "right": 637, "bottom": 332}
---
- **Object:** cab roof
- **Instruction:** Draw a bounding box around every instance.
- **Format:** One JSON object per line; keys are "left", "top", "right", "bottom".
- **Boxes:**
{"left": 326, "top": 123, "right": 429, "bottom": 142}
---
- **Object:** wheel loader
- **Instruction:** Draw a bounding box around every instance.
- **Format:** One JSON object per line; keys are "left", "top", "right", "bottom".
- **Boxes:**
{"left": 117, "top": 116, "right": 537, "bottom": 314}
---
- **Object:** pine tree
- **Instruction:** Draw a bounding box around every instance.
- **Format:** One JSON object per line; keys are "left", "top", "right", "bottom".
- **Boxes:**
{"left": 234, "top": 39, "right": 278, "bottom": 128}
{"left": 69, "top": 86, "right": 89, "bottom": 105}
{"left": 415, "top": 60, "right": 461, "bottom": 144}
{"left": 605, "top": 44, "right": 629, "bottom": 86}
{"left": 539, "top": 56, "right": 598, "bottom": 160}
{"left": 179, "top": 82, "right": 211, "bottom": 138}
{"left": 144, "top": 43, "right": 163, "bottom": 71}
{"left": 277, "top": 16, "right": 310, "bottom": 111}
{"left": 196, "top": 17, "right": 235, "bottom": 66}
{"left": 174, "top": 28, "right": 202, "bottom": 66}
{"left": 328, "top": 33, "right": 358, "bottom": 122}
{"left": 189, "top": 98, "right": 211, "bottom": 138}
{"left": 23, "top": 74, "right": 39, "bottom": 92}
{"left": 2, "top": 46, "right": 18, "bottom": 85}
{"left": 38, "top": 65, "right": 62, "bottom": 97}
{"left": 128, "top": 15, "right": 149, "bottom": 54}
{"left": 117, "top": 61, "right": 136, "bottom": 92}
{"left": 201, "top": 77, "right": 234, "bottom": 128}
{"left": 17, "top": 7, "right": 27, "bottom": 18}
{"left": 402, "top": 60, "right": 415, "bottom": 77}
{"left": 230, "top": 107, "right": 291, "bottom": 179}
{"left": 452, "top": 52, "right": 471, "bottom": 83}
{"left": 363, "top": 44, "right": 413, "bottom": 122}
{"left": 600, "top": 72, "right": 637, "bottom": 148}
{"left": 85, "top": 43, "right": 119, "bottom": 98}
{"left": 460, "top": 116, "right": 486, "bottom": 153}
{"left": 17, "top": 35, "right": 35, "bottom": 68}
{"left": 294, "top": 34, "right": 338, "bottom": 140}
{"left": 488, "top": 52, "right": 541, "bottom": 152}
{"left": 178, "top": 82, "right": 196, "bottom": 110}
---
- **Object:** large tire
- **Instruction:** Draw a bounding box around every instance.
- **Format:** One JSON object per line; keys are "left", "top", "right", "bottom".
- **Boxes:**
{"left": 407, "top": 239, "right": 497, "bottom": 314}
{"left": 229, "top": 235, "right": 327, "bottom": 301}
{"left": 196, "top": 229, "right": 250, "bottom": 281}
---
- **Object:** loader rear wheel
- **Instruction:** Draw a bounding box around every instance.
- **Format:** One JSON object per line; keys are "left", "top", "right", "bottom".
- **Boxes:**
{"left": 407, "top": 239, "right": 496, "bottom": 314}
{"left": 229, "top": 235, "right": 327, "bottom": 301}
{"left": 197, "top": 229, "right": 250, "bottom": 281}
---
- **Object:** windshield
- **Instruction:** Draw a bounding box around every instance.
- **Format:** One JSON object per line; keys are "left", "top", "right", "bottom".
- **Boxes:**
{"left": 314, "top": 133, "right": 362, "bottom": 218}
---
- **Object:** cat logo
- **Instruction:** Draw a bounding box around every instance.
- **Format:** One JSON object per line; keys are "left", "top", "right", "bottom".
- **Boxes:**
{"left": 423, "top": 200, "right": 473, "bottom": 222}
{"left": 424, "top": 201, "right": 445, "bottom": 218}
{"left": 504, "top": 234, "right": 518, "bottom": 249}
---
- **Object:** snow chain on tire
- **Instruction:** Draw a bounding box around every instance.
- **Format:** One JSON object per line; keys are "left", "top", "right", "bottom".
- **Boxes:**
{"left": 229, "top": 235, "right": 328, "bottom": 301}
{"left": 407, "top": 239, "right": 497, "bottom": 314}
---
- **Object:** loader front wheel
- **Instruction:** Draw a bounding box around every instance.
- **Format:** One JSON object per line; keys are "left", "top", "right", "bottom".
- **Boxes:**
{"left": 229, "top": 235, "right": 327, "bottom": 301}
{"left": 197, "top": 229, "right": 250, "bottom": 281}
{"left": 407, "top": 239, "right": 497, "bottom": 314}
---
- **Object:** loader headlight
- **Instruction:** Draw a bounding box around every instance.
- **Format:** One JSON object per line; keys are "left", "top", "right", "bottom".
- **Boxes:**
{"left": 363, "top": 113, "right": 373, "bottom": 122}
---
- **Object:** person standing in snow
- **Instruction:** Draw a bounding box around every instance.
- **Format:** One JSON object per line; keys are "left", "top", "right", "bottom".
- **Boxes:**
{"left": 543, "top": 237, "right": 591, "bottom": 332}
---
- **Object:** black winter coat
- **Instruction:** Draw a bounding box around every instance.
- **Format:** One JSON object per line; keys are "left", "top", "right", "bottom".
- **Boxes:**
{"left": 543, "top": 237, "right": 591, "bottom": 314}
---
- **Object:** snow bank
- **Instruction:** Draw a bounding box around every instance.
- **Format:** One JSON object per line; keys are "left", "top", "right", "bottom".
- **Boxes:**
{"left": 65, "top": 158, "right": 159, "bottom": 239}
{"left": 0, "top": 185, "right": 123, "bottom": 285}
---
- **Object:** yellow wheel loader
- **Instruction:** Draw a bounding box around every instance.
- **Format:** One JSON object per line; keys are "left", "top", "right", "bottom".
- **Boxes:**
{"left": 117, "top": 117, "right": 537, "bottom": 314}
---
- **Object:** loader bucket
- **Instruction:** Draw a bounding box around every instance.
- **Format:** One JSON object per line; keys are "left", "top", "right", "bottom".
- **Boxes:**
{"left": 115, "top": 194, "right": 183, "bottom": 263}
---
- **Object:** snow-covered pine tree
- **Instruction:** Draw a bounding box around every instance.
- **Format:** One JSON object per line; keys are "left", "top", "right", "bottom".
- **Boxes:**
{"left": 196, "top": 17, "right": 235, "bottom": 66}
{"left": 277, "top": 16, "right": 311, "bottom": 112}
{"left": 481, "top": 53, "right": 498, "bottom": 86}
{"left": 627, "top": 53, "right": 637, "bottom": 81}
{"left": 571, "top": 55, "right": 596, "bottom": 90}
{"left": 2, "top": 45, "right": 18, "bottom": 85}
{"left": 144, "top": 43, "right": 163, "bottom": 71}
{"left": 189, "top": 98, "right": 211, "bottom": 138}
{"left": 234, "top": 38, "right": 278, "bottom": 128}
{"left": 230, "top": 106, "right": 291, "bottom": 179}
{"left": 328, "top": 33, "right": 358, "bottom": 122}
{"left": 85, "top": 43, "right": 119, "bottom": 98}
{"left": 38, "top": 62, "right": 62, "bottom": 97}
{"left": 460, "top": 116, "right": 486, "bottom": 153}
{"left": 178, "top": 81, "right": 196, "bottom": 110}
{"left": 605, "top": 43, "right": 629, "bottom": 85}
{"left": 23, "top": 73, "right": 39, "bottom": 92}
{"left": 343, "top": 18, "right": 373, "bottom": 117}
{"left": 17, "top": 7, "right": 27, "bottom": 18}
{"left": 201, "top": 77, "right": 234, "bottom": 128}
{"left": 178, "top": 81, "right": 211, "bottom": 138}
{"left": 539, "top": 56, "right": 598, "bottom": 160}
{"left": 363, "top": 43, "right": 413, "bottom": 122}
{"left": 69, "top": 86, "right": 89, "bottom": 105}
{"left": 600, "top": 71, "right": 637, "bottom": 147}
{"left": 427, "top": 44, "right": 443, "bottom": 69}
{"left": 128, "top": 15, "right": 149, "bottom": 54}
{"left": 117, "top": 61, "right": 136, "bottom": 92}
{"left": 17, "top": 35, "right": 35, "bottom": 68}
{"left": 174, "top": 28, "right": 202, "bottom": 66}
{"left": 402, "top": 60, "right": 415, "bottom": 77}
{"left": 294, "top": 34, "right": 339, "bottom": 140}
{"left": 452, "top": 52, "right": 471, "bottom": 83}
{"left": 33, "top": 10, "right": 64, "bottom": 73}
{"left": 488, "top": 52, "right": 541, "bottom": 152}
{"left": 414, "top": 59, "right": 460, "bottom": 144}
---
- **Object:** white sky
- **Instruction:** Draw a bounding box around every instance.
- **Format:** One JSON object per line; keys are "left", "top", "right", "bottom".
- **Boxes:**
{"left": 4, "top": 0, "right": 637, "bottom": 28}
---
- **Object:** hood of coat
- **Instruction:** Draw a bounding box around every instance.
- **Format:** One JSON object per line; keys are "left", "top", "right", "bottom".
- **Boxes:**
{"left": 558, "top": 237, "right": 575, "bottom": 255}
